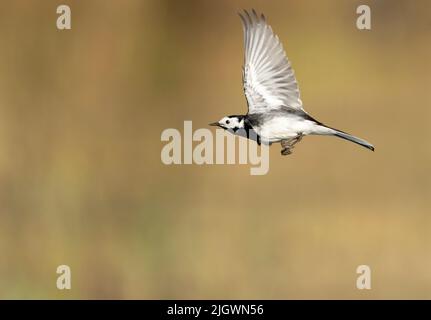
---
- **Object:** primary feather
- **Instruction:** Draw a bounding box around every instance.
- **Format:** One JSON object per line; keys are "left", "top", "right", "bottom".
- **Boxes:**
{"left": 239, "top": 9, "right": 303, "bottom": 114}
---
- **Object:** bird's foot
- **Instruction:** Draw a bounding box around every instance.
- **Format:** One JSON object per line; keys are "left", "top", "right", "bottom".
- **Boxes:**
{"left": 281, "top": 148, "right": 292, "bottom": 156}
{"left": 280, "top": 133, "right": 303, "bottom": 156}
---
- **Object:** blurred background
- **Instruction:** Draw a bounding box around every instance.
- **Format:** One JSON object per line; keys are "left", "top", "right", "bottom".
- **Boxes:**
{"left": 0, "top": 0, "right": 429, "bottom": 299}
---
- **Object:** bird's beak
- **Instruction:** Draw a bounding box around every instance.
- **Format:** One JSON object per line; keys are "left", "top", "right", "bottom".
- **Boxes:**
{"left": 209, "top": 122, "right": 221, "bottom": 127}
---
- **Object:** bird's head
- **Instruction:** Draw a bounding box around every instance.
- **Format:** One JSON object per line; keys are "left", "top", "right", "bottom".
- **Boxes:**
{"left": 209, "top": 115, "right": 245, "bottom": 131}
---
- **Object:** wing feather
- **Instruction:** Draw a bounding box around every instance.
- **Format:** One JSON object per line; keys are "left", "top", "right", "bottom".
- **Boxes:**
{"left": 239, "top": 10, "right": 303, "bottom": 114}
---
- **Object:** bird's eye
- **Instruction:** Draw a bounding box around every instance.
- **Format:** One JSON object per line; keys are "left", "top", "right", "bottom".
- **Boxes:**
{"left": 226, "top": 120, "right": 230, "bottom": 124}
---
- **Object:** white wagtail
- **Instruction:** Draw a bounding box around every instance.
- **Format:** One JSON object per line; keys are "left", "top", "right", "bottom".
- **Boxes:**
{"left": 210, "top": 9, "right": 374, "bottom": 155}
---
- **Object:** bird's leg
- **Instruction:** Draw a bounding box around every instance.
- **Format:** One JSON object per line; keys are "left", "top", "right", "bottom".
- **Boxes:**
{"left": 280, "top": 133, "right": 303, "bottom": 156}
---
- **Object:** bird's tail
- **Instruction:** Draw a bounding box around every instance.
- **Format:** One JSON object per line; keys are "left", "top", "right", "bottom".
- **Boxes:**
{"left": 307, "top": 114, "right": 374, "bottom": 152}
{"left": 330, "top": 128, "right": 374, "bottom": 151}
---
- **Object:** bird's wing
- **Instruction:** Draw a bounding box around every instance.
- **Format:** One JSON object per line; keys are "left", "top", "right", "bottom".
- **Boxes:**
{"left": 239, "top": 9, "right": 303, "bottom": 114}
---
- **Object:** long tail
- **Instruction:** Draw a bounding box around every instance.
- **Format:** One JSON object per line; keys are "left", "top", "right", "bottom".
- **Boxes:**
{"left": 305, "top": 113, "right": 374, "bottom": 151}
{"left": 318, "top": 123, "right": 374, "bottom": 151}
{"left": 331, "top": 128, "right": 374, "bottom": 151}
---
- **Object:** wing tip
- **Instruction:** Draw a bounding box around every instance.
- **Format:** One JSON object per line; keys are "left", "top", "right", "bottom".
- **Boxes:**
{"left": 239, "top": 8, "right": 265, "bottom": 24}
{"left": 252, "top": 8, "right": 258, "bottom": 19}
{"left": 239, "top": 8, "right": 264, "bottom": 25}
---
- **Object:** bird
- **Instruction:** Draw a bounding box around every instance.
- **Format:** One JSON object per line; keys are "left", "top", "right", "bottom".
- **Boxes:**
{"left": 209, "top": 9, "right": 374, "bottom": 156}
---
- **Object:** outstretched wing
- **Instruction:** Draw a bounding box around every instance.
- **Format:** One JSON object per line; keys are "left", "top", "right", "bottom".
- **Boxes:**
{"left": 239, "top": 9, "right": 303, "bottom": 114}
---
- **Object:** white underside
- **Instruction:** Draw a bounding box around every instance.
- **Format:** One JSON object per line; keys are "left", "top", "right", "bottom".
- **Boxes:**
{"left": 253, "top": 116, "right": 335, "bottom": 143}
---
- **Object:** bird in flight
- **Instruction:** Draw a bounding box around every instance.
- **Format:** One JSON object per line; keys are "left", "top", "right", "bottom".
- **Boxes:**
{"left": 210, "top": 9, "right": 374, "bottom": 155}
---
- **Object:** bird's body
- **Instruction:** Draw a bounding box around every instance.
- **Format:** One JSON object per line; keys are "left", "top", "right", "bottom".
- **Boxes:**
{"left": 210, "top": 9, "right": 374, "bottom": 155}
{"left": 247, "top": 110, "right": 331, "bottom": 142}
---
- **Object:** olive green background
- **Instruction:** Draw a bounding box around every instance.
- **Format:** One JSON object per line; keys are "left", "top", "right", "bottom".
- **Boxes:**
{"left": 0, "top": 0, "right": 429, "bottom": 299}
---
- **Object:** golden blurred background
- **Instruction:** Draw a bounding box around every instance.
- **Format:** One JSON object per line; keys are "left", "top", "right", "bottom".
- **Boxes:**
{"left": 0, "top": 0, "right": 429, "bottom": 299}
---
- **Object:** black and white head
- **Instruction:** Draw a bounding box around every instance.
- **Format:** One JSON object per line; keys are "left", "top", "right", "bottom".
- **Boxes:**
{"left": 209, "top": 115, "right": 245, "bottom": 132}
